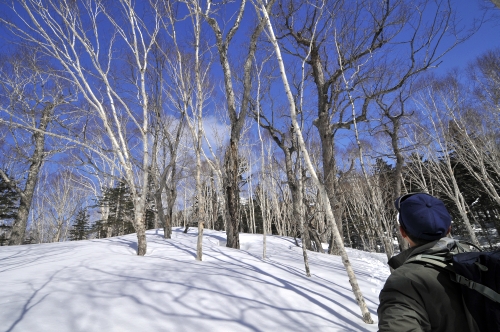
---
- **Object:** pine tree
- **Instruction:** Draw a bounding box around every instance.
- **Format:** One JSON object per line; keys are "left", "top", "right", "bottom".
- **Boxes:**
{"left": 0, "top": 173, "right": 19, "bottom": 246}
{"left": 144, "top": 170, "right": 156, "bottom": 230}
{"left": 70, "top": 208, "right": 90, "bottom": 241}
{"left": 91, "top": 219, "right": 106, "bottom": 239}
{"left": 0, "top": 173, "right": 19, "bottom": 221}
{"left": 93, "top": 178, "right": 157, "bottom": 238}
{"left": 95, "top": 181, "right": 135, "bottom": 237}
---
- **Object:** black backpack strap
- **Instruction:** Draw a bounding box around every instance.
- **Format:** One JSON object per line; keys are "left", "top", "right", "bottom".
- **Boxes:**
{"left": 407, "top": 254, "right": 500, "bottom": 304}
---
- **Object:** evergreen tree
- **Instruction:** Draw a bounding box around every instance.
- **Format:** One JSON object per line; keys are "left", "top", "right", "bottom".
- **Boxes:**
{"left": 0, "top": 173, "right": 19, "bottom": 221}
{"left": 239, "top": 198, "right": 264, "bottom": 234}
{"left": 94, "top": 178, "right": 157, "bottom": 238}
{"left": 91, "top": 219, "right": 106, "bottom": 239}
{"left": 95, "top": 181, "right": 135, "bottom": 237}
{"left": 0, "top": 173, "right": 19, "bottom": 246}
{"left": 0, "top": 224, "right": 11, "bottom": 246}
{"left": 144, "top": 170, "right": 156, "bottom": 230}
{"left": 70, "top": 208, "right": 90, "bottom": 241}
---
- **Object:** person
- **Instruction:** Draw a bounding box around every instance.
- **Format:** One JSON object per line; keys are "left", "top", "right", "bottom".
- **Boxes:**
{"left": 378, "top": 192, "right": 478, "bottom": 332}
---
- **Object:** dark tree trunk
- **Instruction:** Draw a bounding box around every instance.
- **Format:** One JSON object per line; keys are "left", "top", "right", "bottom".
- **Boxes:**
{"left": 309, "top": 226, "right": 324, "bottom": 253}
{"left": 211, "top": 172, "right": 218, "bottom": 230}
{"left": 392, "top": 132, "right": 409, "bottom": 252}
{"left": 385, "top": 101, "right": 410, "bottom": 252}
{"left": 165, "top": 184, "right": 176, "bottom": 239}
{"left": 8, "top": 104, "right": 54, "bottom": 245}
{"left": 225, "top": 140, "right": 240, "bottom": 249}
{"left": 204, "top": 0, "right": 276, "bottom": 249}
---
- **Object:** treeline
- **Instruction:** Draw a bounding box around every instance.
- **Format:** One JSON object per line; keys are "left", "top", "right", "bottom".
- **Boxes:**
{"left": 0, "top": 0, "right": 497, "bottom": 251}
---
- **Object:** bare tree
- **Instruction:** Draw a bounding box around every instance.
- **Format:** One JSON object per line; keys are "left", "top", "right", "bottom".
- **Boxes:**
{"left": 1, "top": 0, "right": 165, "bottom": 255}
{"left": 450, "top": 50, "right": 500, "bottom": 207}
{"left": 257, "top": 0, "right": 374, "bottom": 323}
{"left": 376, "top": 91, "right": 414, "bottom": 251}
{"left": 0, "top": 49, "right": 74, "bottom": 245}
{"left": 254, "top": 53, "right": 271, "bottom": 258}
{"left": 250, "top": 32, "right": 316, "bottom": 269}
{"left": 275, "top": 0, "right": 467, "bottom": 254}
{"left": 159, "top": 0, "right": 215, "bottom": 259}
{"left": 31, "top": 170, "right": 89, "bottom": 243}
{"left": 200, "top": 0, "right": 277, "bottom": 249}
{"left": 409, "top": 78, "right": 480, "bottom": 246}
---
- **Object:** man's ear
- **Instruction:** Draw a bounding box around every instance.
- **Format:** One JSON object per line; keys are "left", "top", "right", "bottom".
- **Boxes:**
{"left": 400, "top": 225, "right": 408, "bottom": 238}
{"left": 400, "top": 226, "right": 417, "bottom": 248}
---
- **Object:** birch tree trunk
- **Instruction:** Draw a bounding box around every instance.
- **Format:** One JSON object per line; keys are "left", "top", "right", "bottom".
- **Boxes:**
{"left": 252, "top": 103, "right": 311, "bottom": 273}
{"left": 193, "top": 3, "right": 206, "bottom": 261}
{"left": 255, "top": 62, "right": 267, "bottom": 258}
{"left": 2, "top": 0, "right": 164, "bottom": 255}
{"left": 340, "top": 71, "right": 394, "bottom": 259}
{"left": 409, "top": 87, "right": 480, "bottom": 246}
{"left": 258, "top": 2, "right": 373, "bottom": 323}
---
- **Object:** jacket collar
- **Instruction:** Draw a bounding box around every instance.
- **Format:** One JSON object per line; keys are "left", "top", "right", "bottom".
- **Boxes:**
{"left": 388, "top": 237, "right": 458, "bottom": 270}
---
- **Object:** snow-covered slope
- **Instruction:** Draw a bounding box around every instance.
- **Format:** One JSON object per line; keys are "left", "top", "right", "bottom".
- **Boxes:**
{"left": 0, "top": 228, "right": 390, "bottom": 331}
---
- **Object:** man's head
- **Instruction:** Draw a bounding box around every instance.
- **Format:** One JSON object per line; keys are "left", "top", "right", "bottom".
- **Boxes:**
{"left": 394, "top": 193, "right": 452, "bottom": 246}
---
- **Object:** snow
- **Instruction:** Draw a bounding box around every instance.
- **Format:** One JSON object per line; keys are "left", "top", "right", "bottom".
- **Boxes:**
{"left": 0, "top": 228, "right": 390, "bottom": 331}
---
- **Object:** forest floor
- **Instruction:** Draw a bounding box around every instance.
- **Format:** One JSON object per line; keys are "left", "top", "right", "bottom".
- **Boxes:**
{"left": 0, "top": 228, "right": 390, "bottom": 331}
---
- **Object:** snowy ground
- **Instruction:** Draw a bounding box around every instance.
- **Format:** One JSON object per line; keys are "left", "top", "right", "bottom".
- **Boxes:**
{"left": 0, "top": 228, "right": 390, "bottom": 332}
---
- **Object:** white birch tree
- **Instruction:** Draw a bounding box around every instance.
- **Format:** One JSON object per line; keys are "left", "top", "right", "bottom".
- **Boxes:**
{"left": 0, "top": 48, "right": 75, "bottom": 245}
{"left": 409, "top": 80, "right": 480, "bottom": 246}
{"left": 256, "top": 0, "right": 374, "bottom": 323}
{"left": 1, "top": 0, "right": 163, "bottom": 255}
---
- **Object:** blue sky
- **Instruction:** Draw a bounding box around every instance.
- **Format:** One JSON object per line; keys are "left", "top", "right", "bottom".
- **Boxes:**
{"left": 436, "top": 1, "right": 500, "bottom": 72}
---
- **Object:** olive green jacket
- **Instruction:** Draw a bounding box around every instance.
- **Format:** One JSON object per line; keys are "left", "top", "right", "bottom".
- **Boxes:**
{"left": 378, "top": 238, "right": 479, "bottom": 332}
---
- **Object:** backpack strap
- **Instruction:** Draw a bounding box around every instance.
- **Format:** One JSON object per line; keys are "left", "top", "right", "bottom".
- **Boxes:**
{"left": 405, "top": 254, "right": 454, "bottom": 272}
{"left": 406, "top": 254, "right": 500, "bottom": 304}
{"left": 456, "top": 240, "right": 483, "bottom": 253}
{"left": 455, "top": 274, "right": 500, "bottom": 303}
